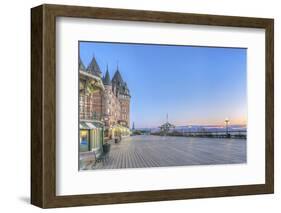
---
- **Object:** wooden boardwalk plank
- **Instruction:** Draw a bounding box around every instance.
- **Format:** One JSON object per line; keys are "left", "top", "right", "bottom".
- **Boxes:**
{"left": 90, "top": 135, "right": 246, "bottom": 170}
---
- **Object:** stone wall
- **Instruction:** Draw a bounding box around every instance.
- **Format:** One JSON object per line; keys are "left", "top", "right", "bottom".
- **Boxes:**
{"left": 80, "top": 89, "right": 103, "bottom": 121}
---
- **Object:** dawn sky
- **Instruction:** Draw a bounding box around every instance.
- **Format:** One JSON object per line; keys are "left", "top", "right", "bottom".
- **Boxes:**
{"left": 79, "top": 41, "right": 247, "bottom": 128}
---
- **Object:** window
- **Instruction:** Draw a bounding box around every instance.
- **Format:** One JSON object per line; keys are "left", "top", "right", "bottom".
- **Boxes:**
{"left": 79, "top": 130, "right": 90, "bottom": 152}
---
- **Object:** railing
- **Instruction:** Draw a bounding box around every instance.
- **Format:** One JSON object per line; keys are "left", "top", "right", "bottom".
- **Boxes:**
{"left": 151, "top": 129, "right": 247, "bottom": 139}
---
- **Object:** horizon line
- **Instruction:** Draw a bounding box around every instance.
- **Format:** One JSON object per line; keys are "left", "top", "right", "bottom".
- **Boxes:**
{"left": 134, "top": 123, "right": 247, "bottom": 129}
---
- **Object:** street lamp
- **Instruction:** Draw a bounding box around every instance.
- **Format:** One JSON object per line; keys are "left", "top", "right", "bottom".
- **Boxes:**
{"left": 224, "top": 118, "right": 230, "bottom": 138}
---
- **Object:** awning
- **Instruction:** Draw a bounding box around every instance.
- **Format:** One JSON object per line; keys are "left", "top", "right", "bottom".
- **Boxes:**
{"left": 111, "top": 124, "right": 130, "bottom": 131}
{"left": 86, "top": 122, "right": 97, "bottom": 129}
{"left": 80, "top": 122, "right": 90, "bottom": 129}
{"left": 80, "top": 121, "right": 103, "bottom": 130}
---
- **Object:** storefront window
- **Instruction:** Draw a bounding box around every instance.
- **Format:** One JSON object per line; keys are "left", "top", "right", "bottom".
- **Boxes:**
{"left": 80, "top": 130, "right": 90, "bottom": 152}
{"left": 89, "top": 128, "right": 103, "bottom": 151}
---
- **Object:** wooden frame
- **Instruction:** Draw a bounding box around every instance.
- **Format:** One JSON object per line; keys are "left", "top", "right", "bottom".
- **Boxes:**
{"left": 31, "top": 4, "right": 274, "bottom": 208}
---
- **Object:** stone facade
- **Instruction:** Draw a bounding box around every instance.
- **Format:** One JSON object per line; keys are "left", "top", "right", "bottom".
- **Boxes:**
{"left": 102, "top": 67, "right": 131, "bottom": 128}
{"left": 79, "top": 89, "right": 103, "bottom": 121}
{"left": 79, "top": 57, "right": 104, "bottom": 122}
{"left": 79, "top": 56, "right": 131, "bottom": 130}
{"left": 79, "top": 57, "right": 105, "bottom": 158}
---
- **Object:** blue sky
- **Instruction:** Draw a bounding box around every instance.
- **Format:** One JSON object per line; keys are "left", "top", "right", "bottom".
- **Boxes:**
{"left": 80, "top": 41, "right": 247, "bottom": 128}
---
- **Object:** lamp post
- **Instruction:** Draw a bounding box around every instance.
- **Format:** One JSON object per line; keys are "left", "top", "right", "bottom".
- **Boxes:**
{"left": 225, "top": 118, "right": 230, "bottom": 138}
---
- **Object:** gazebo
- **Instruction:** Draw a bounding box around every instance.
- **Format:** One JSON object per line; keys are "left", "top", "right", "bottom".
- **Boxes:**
{"left": 159, "top": 122, "right": 175, "bottom": 135}
{"left": 159, "top": 114, "right": 175, "bottom": 135}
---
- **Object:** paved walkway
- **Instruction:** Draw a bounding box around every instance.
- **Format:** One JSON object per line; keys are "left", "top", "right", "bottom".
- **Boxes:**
{"left": 91, "top": 135, "right": 246, "bottom": 170}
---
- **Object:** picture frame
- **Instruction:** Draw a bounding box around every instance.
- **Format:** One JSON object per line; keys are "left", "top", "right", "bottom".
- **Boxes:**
{"left": 31, "top": 4, "right": 274, "bottom": 208}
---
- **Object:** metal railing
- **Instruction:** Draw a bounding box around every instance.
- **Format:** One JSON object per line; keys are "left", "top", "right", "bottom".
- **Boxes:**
{"left": 151, "top": 129, "right": 247, "bottom": 139}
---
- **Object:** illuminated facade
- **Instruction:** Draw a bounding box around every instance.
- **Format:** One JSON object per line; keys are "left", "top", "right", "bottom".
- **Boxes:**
{"left": 79, "top": 55, "right": 131, "bottom": 152}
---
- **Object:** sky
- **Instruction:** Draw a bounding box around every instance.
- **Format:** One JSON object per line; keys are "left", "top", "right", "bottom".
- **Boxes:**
{"left": 80, "top": 41, "right": 247, "bottom": 128}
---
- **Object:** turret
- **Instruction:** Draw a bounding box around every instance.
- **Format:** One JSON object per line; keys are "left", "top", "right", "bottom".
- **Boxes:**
{"left": 87, "top": 55, "right": 102, "bottom": 77}
{"left": 103, "top": 65, "right": 112, "bottom": 86}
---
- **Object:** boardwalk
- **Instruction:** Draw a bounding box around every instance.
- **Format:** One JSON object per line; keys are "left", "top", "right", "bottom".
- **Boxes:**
{"left": 90, "top": 135, "right": 246, "bottom": 170}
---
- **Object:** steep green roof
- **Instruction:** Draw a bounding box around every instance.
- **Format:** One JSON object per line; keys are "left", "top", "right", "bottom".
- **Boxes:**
{"left": 103, "top": 66, "right": 111, "bottom": 85}
{"left": 87, "top": 55, "right": 102, "bottom": 77}
{"left": 112, "top": 66, "right": 130, "bottom": 96}
{"left": 112, "top": 69, "right": 123, "bottom": 84}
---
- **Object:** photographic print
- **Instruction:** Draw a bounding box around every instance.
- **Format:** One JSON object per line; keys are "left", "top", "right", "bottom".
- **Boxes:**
{"left": 78, "top": 41, "right": 247, "bottom": 171}
{"left": 31, "top": 5, "right": 274, "bottom": 207}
